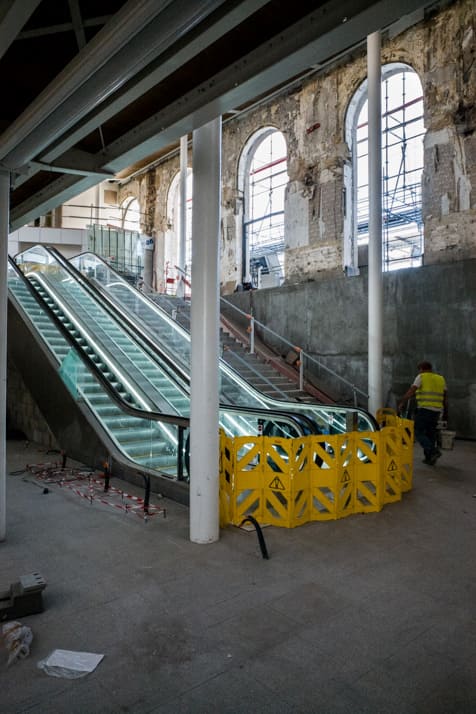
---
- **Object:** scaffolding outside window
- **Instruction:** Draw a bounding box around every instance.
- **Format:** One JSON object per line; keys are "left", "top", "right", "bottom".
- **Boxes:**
{"left": 164, "top": 170, "right": 193, "bottom": 295}
{"left": 122, "top": 197, "right": 141, "bottom": 233}
{"left": 244, "top": 131, "right": 288, "bottom": 287}
{"left": 354, "top": 66, "right": 424, "bottom": 271}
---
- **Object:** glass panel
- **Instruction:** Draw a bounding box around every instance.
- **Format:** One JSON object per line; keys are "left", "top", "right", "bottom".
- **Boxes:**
{"left": 15, "top": 245, "right": 187, "bottom": 415}
{"left": 14, "top": 248, "right": 347, "bottom": 453}
{"left": 70, "top": 251, "right": 377, "bottom": 436}
{"left": 246, "top": 131, "right": 288, "bottom": 286}
{"left": 355, "top": 68, "right": 424, "bottom": 271}
{"left": 8, "top": 258, "right": 182, "bottom": 478}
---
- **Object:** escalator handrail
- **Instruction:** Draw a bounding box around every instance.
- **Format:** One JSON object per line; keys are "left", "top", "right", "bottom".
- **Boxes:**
{"left": 67, "top": 251, "right": 380, "bottom": 431}
{"left": 25, "top": 269, "right": 179, "bottom": 415}
{"left": 9, "top": 256, "right": 189, "bottom": 429}
{"left": 46, "top": 247, "right": 191, "bottom": 391}
{"left": 15, "top": 247, "right": 379, "bottom": 435}
{"left": 9, "top": 257, "right": 318, "bottom": 439}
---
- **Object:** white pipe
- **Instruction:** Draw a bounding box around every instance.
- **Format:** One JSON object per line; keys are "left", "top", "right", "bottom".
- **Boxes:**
{"left": 367, "top": 31, "right": 383, "bottom": 415}
{"left": 249, "top": 316, "right": 255, "bottom": 354}
{"left": 176, "top": 134, "right": 188, "bottom": 299}
{"left": 0, "top": 0, "right": 177, "bottom": 164}
{"left": 189, "top": 117, "right": 222, "bottom": 544}
{"left": 0, "top": 171, "right": 9, "bottom": 541}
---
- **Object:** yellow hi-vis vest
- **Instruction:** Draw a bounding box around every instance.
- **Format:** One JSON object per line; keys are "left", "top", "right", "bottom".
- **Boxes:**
{"left": 416, "top": 372, "right": 446, "bottom": 410}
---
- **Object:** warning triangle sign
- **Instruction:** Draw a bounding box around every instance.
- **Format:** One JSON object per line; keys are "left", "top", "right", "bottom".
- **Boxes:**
{"left": 388, "top": 459, "right": 398, "bottom": 471}
{"left": 269, "top": 477, "right": 286, "bottom": 490}
{"left": 341, "top": 470, "right": 351, "bottom": 483}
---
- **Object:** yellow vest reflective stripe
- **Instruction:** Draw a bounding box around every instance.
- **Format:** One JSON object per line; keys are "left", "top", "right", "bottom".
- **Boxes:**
{"left": 416, "top": 373, "right": 445, "bottom": 409}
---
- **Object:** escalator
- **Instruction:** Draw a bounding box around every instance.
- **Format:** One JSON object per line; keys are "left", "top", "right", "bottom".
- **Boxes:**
{"left": 68, "top": 250, "right": 378, "bottom": 436}
{"left": 8, "top": 251, "right": 319, "bottom": 494}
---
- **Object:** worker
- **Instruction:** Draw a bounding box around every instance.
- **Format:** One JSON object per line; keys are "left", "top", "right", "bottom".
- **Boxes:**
{"left": 398, "top": 361, "right": 448, "bottom": 465}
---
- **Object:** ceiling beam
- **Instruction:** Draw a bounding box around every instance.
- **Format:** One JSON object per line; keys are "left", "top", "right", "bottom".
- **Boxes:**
{"left": 0, "top": 0, "right": 178, "bottom": 166}
{"left": 10, "top": 0, "right": 439, "bottom": 229}
{"left": 97, "top": 0, "right": 434, "bottom": 173}
{"left": 68, "top": 0, "right": 87, "bottom": 50}
{"left": 38, "top": 0, "right": 271, "bottom": 166}
{"left": 17, "top": 16, "right": 111, "bottom": 40}
{"left": 0, "top": 0, "right": 42, "bottom": 61}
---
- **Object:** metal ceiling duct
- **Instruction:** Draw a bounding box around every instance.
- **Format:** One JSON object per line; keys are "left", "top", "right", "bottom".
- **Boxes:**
{"left": 0, "top": 0, "right": 186, "bottom": 167}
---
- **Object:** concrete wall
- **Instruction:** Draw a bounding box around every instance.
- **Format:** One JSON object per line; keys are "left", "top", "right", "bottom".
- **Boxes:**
{"left": 7, "top": 359, "right": 59, "bottom": 448}
{"left": 225, "top": 259, "right": 476, "bottom": 439}
{"left": 8, "top": 226, "right": 88, "bottom": 259}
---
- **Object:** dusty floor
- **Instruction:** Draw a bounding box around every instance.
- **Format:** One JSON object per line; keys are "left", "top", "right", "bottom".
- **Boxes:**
{"left": 1, "top": 437, "right": 475, "bottom": 713}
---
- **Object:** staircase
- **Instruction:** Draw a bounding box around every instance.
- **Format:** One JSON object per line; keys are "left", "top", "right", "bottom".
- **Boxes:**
{"left": 148, "top": 292, "right": 331, "bottom": 403}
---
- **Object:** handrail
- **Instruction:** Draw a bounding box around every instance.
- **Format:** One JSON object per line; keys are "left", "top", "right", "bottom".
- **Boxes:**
{"left": 220, "top": 296, "right": 368, "bottom": 405}
{"left": 47, "top": 246, "right": 191, "bottom": 394}
{"left": 222, "top": 346, "right": 292, "bottom": 400}
{"left": 8, "top": 257, "right": 190, "bottom": 480}
{"left": 66, "top": 251, "right": 379, "bottom": 435}
{"left": 10, "top": 253, "right": 320, "bottom": 436}
{"left": 9, "top": 259, "right": 323, "bottom": 486}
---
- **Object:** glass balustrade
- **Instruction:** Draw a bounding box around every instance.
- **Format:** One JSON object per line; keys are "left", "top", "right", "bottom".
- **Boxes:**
{"left": 12, "top": 249, "right": 316, "bottom": 472}
{"left": 70, "top": 251, "right": 377, "bottom": 436}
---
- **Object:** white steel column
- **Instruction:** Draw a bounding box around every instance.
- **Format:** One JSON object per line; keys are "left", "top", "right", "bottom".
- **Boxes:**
{"left": 0, "top": 171, "right": 9, "bottom": 541}
{"left": 176, "top": 134, "right": 188, "bottom": 298}
{"left": 189, "top": 118, "right": 221, "bottom": 544}
{"left": 367, "top": 31, "right": 383, "bottom": 416}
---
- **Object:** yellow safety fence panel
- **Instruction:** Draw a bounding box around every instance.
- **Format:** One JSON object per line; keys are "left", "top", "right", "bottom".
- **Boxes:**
{"left": 399, "top": 418, "right": 414, "bottom": 492}
{"left": 376, "top": 409, "right": 414, "bottom": 493}
{"left": 219, "top": 433, "right": 234, "bottom": 528}
{"left": 353, "top": 432, "right": 383, "bottom": 514}
{"left": 308, "top": 434, "right": 354, "bottom": 520}
{"left": 219, "top": 418, "right": 414, "bottom": 529}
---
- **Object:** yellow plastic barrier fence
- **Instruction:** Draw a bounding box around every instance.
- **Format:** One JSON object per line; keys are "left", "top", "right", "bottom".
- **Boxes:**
{"left": 219, "top": 416, "right": 414, "bottom": 528}
{"left": 376, "top": 408, "right": 414, "bottom": 493}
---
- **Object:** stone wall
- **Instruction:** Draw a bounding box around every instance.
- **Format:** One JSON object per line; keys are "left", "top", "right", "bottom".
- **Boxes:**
{"left": 105, "top": 0, "right": 475, "bottom": 438}
{"left": 117, "top": 0, "right": 474, "bottom": 289}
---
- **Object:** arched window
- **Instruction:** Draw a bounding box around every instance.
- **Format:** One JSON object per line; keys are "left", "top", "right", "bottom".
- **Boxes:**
{"left": 345, "top": 64, "right": 424, "bottom": 272}
{"left": 164, "top": 170, "right": 193, "bottom": 294}
{"left": 239, "top": 128, "right": 288, "bottom": 288}
{"left": 121, "top": 197, "right": 141, "bottom": 232}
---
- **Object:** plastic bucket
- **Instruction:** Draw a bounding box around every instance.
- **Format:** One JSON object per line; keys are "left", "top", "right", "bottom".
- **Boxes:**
{"left": 440, "top": 430, "right": 456, "bottom": 450}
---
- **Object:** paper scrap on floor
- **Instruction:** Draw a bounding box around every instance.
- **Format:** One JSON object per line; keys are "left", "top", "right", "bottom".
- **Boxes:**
{"left": 38, "top": 649, "right": 104, "bottom": 678}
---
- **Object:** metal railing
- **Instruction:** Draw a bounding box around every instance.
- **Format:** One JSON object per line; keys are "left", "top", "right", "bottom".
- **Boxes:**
{"left": 220, "top": 297, "right": 368, "bottom": 406}
{"left": 94, "top": 259, "right": 367, "bottom": 406}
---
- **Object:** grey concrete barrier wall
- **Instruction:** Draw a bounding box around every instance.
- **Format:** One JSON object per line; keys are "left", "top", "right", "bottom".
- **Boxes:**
{"left": 225, "top": 260, "right": 476, "bottom": 439}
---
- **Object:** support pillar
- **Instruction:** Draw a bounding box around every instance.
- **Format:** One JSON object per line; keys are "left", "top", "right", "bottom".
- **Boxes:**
{"left": 0, "top": 171, "right": 9, "bottom": 541}
{"left": 176, "top": 134, "right": 188, "bottom": 299}
{"left": 189, "top": 118, "right": 221, "bottom": 544}
{"left": 367, "top": 31, "right": 383, "bottom": 416}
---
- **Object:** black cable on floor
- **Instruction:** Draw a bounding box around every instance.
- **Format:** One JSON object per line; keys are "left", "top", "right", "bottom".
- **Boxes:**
{"left": 240, "top": 515, "right": 270, "bottom": 559}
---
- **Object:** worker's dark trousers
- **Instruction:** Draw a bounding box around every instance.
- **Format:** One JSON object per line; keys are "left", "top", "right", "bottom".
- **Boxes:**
{"left": 414, "top": 408, "right": 440, "bottom": 458}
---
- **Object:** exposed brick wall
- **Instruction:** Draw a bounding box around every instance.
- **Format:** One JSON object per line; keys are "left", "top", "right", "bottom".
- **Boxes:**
{"left": 123, "top": 0, "right": 475, "bottom": 290}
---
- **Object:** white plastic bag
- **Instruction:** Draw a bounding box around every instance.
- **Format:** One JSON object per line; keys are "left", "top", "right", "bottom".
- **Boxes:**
{"left": 2, "top": 621, "right": 33, "bottom": 667}
{"left": 37, "top": 649, "right": 104, "bottom": 679}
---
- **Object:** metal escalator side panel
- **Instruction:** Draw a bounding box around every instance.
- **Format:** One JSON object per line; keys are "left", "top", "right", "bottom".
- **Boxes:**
{"left": 8, "top": 257, "right": 185, "bottom": 480}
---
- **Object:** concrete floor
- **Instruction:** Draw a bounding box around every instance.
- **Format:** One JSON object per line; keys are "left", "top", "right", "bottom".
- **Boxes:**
{"left": 1, "top": 437, "right": 475, "bottom": 714}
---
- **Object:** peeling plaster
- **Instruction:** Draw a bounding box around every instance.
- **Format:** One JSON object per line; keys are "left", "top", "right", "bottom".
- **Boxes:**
{"left": 127, "top": 0, "right": 476, "bottom": 288}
